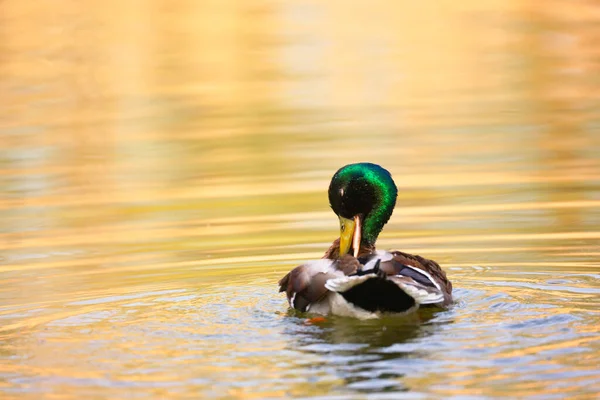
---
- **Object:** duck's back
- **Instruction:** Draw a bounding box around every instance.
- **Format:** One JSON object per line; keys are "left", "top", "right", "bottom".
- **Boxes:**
{"left": 323, "top": 240, "right": 452, "bottom": 305}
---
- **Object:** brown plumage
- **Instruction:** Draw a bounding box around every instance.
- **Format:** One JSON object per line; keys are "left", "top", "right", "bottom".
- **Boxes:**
{"left": 278, "top": 254, "right": 361, "bottom": 312}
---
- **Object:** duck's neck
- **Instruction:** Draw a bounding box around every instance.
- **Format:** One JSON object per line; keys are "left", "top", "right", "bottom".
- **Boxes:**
{"left": 323, "top": 238, "right": 376, "bottom": 260}
{"left": 361, "top": 197, "right": 394, "bottom": 248}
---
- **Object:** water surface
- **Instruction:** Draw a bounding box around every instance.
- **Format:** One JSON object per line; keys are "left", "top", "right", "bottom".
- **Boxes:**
{"left": 1, "top": 1, "right": 600, "bottom": 398}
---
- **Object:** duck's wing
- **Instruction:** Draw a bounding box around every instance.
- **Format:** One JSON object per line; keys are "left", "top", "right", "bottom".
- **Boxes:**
{"left": 362, "top": 250, "right": 453, "bottom": 306}
{"left": 325, "top": 271, "right": 444, "bottom": 307}
{"left": 325, "top": 250, "right": 452, "bottom": 308}
{"left": 278, "top": 259, "right": 341, "bottom": 312}
{"left": 391, "top": 250, "right": 452, "bottom": 304}
{"left": 323, "top": 251, "right": 447, "bottom": 313}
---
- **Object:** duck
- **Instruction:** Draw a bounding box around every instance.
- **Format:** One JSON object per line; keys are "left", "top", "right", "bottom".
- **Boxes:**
{"left": 278, "top": 163, "right": 452, "bottom": 319}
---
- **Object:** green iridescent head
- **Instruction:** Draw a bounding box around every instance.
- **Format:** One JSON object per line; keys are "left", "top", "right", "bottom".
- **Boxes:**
{"left": 328, "top": 163, "right": 398, "bottom": 256}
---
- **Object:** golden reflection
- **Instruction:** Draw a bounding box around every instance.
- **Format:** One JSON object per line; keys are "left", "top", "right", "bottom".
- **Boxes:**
{"left": 1, "top": 0, "right": 600, "bottom": 398}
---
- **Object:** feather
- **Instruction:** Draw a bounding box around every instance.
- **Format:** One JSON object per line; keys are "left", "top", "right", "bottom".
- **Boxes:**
{"left": 278, "top": 259, "right": 341, "bottom": 312}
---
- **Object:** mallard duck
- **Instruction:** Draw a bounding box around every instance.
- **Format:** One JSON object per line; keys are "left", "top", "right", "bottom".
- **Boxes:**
{"left": 278, "top": 163, "right": 452, "bottom": 319}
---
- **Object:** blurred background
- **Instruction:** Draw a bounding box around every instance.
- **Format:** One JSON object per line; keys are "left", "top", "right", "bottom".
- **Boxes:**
{"left": 1, "top": 1, "right": 599, "bottom": 399}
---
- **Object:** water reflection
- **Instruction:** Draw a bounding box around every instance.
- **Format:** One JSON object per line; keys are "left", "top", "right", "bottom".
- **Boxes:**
{"left": 284, "top": 310, "right": 446, "bottom": 393}
{"left": 1, "top": 0, "right": 600, "bottom": 398}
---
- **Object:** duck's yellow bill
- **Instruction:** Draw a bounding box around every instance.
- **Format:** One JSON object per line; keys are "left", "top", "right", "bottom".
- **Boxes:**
{"left": 338, "top": 216, "right": 361, "bottom": 257}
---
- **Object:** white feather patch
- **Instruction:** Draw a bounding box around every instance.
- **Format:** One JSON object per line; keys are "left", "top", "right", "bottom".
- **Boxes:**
{"left": 361, "top": 251, "right": 394, "bottom": 270}
{"left": 325, "top": 274, "right": 376, "bottom": 293}
{"left": 303, "top": 259, "right": 337, "bottom": 274}
{"left": 289, "top": 292, "right": 297, "bottom": 308}
{"left": 374, "top": 250, "right": 394, "bottom": 262}
{"left": 393, "top": 281, "right": 444, "bottom": 304}
{"left": 327, "top": 293, "right": 379, "bottom": 319}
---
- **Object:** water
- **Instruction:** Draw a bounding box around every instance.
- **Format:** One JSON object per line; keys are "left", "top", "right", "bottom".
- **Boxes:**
{"left": 2, "top": 1, "right": 600, "bottom": 398}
